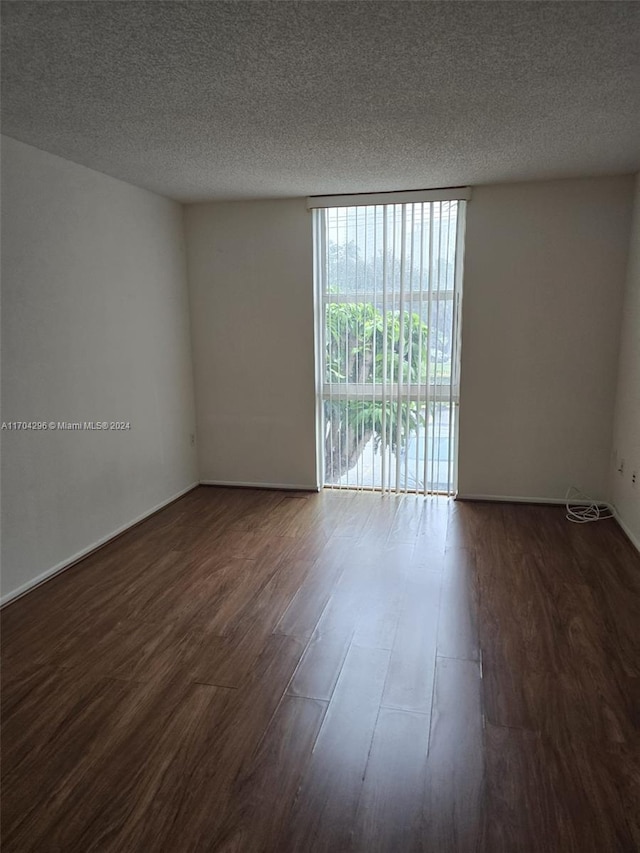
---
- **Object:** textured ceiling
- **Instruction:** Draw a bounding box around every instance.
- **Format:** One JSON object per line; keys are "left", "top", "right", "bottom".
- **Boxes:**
{"left": 1, "top": 1, "right": 639, "bottom": 202}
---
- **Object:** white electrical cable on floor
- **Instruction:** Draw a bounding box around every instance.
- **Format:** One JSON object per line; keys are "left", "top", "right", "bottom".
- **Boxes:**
{"left": 565, "top": 486, "right": 615, "bottom": 524}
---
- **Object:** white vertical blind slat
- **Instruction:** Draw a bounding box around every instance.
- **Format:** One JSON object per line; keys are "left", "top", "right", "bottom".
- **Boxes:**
{"left": 416, "top": 202, "right": 426, "bottom": 496}
{"left": 423, "top": 203, "right": 434, "bottom": 494}
{"left": 381, "top": 206, "right": 388, "bottom": 494}
{"left": 395, "top": 206, "right": 407, "bottom": 494}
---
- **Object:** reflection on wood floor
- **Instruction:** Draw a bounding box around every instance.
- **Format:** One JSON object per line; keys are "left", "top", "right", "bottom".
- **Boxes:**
{"left": 2, "top": 486, "right": 639, "bottom": 852}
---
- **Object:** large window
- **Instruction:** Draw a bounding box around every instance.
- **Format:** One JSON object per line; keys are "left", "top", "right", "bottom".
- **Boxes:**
{"left": 311, "top": 190, "right": 468, "bottom": 495}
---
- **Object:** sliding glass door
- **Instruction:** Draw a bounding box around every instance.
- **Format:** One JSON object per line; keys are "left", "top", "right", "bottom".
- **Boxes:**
{"left": 312, "top": 192, "right": 467, "bottom": 495}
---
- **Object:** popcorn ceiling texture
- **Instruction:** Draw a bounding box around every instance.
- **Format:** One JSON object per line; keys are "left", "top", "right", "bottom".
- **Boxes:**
{"left": 2, "top": 1, "right": 639, "bottom": 201}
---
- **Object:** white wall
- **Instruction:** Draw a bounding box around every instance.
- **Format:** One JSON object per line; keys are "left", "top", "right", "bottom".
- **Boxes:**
{"left": 610, "top": 174, "right": 640, "bottom": 546}
{"left": 185, "top": 199, "right": 317, "bottom": 489}
{"left": 1, "top": 136, "right": 198, "bottom": 602}
{"left": 459, "top": 176, "right": 634, "bottom": 502}
{"left": 185, "top": 180, "right": 634, "bottom": 504}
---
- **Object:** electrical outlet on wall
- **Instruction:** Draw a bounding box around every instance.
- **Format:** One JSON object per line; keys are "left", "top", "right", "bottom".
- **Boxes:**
{"left": 633, "top": 471, "right": 637, "bottom": 485}
{"left": 190, "top": 433, "right": 196, "bottom": 447}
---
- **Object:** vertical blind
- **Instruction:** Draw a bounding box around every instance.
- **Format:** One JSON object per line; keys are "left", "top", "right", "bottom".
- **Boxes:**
{"left": 311, "top": 191, "right": 468, "bottom": 495}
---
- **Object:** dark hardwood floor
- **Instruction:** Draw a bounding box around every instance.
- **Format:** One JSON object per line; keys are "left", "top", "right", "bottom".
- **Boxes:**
{"left": 2, "top": 486, "right": 639, "bottom": 852}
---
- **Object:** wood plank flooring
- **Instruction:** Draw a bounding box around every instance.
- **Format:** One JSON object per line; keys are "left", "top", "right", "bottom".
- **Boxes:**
{"left": 2, "top": 486, "right": 640, "bottom": 852}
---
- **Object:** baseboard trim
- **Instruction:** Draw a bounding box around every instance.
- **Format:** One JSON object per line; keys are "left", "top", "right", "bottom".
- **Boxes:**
{"left": 4, "top": 483, "right": 633, "bottom": 608}
{"left": 610, "top": 507, "right": 640, "bottom": 554}
{"left": 0, "top": 481, "right": 199, "bottom": 608}
{"left": 199, "top": 479, "right": 320, "bottom": 492}
{"left": 456, "top": 493, "right": 568, "bottom": 506}
{"left": 457, "top": 493, "right": 640, "bottom": 555}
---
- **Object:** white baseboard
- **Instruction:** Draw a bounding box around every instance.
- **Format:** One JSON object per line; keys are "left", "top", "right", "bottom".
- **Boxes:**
{"left": 0, "top": 481, "right": 199, "bottom": 608}
{"left": 610, "top": 506, "right": 640, "bottom": 553}
{"left": 456, "top": 493, "right": 568, "bottom": 505}
{"left": 4, "top": 483, "right": 633, "bottom": 608}
{"left": 199, "top": 479, "right": 320, "bottom": 492}
{"left": 457, "top": 493, "right": 640, "bottom": 555}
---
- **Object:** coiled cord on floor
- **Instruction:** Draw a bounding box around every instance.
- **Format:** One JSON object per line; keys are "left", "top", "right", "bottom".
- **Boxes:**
{"left": 565, "top": 486, "right": 615, "bottom": 524}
